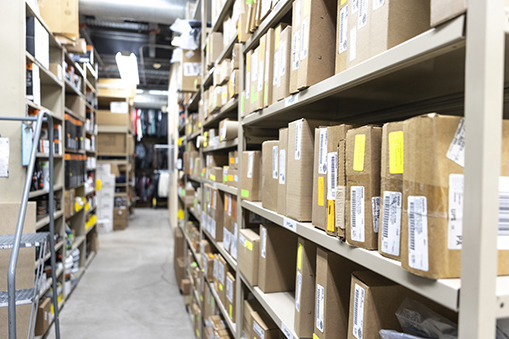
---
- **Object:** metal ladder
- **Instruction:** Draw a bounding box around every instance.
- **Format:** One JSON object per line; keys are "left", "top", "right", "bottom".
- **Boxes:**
{"left": 0, "top": 112, "right": 61, "bottom": 339}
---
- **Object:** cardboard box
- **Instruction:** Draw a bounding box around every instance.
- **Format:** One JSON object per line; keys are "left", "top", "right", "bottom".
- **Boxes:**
{"left": 294, "top": 237, "right": 317, "bottom": 338}
{"left": 204, "top": 285, "right": 218, "bottom": 320}
{"left": 258, "top": 223, "right": 298, "bottom": 293}
{"left": 175, "top": 257, "right": 186, "bottom": 287}
{"left": 245, "top": 50, "right": 253, "bottom": 115}
{"left": 250, "top": 43, "right": 264, "bottom": 111}
{"left": 174, "top": 227, "right": 186, "bottom": 265}
{"left": 226, "top": 272, "right": 236, "bottom": 323}
{"left": 314, "top": 247, "right": 362, "bottom": 339}
{"left": 207, "top": 32, "right": 224, "bottom": 67}
{"left": 429, "top": 0, "right": 509, "bottom": 27}
{"left": 296, "top": 0, "right": 336, "bottom": 90}
{"left": 335, "top": 0, "right": 349, "bottom": 74}
{"left": 38, "top": 0, "right": 79, "bottom": 39}
{"left": 287, "top": 119, "right": 333, "bottom": 221}
{"left": 34, "top": 297, "right": 52, "bottom": 336}
{"left": 209, "top": 167, "right": 223, "bottom": 183}
{"left": 262, "top": 141, "right": 279, "bottom": 212}
{"left": 232, "top": 43, "right": 241, "bottom": 69}
{"left": 220, "top": 59, "right": 232, "bottom": 84}
{"left": 215, "top": 254, "right": 229, "bottom": 306}
{"left": 238, "top": 0, "right": 253, "bottom": 43}
{"left": 241, "top": 151, "right": 262, "bottom": 202}
{"left": 277, "top": 128, "right": 288, "bottom": 215}
{"left": 204, "top": 185, "right": 224, "bottom": 242}
{"left": 64, "top": 189, "right": 75, "bottom": 218}
{"left": 180, "top": 49, "right": 202, "bottom": 92}
{"left": 113, "top": 207, "right": 128, "bottom": 230}
{"left": 289, "top": 1, "right": 301, "bottom": 94}
{"left": 273, "top": 25, "right": 292, "bottom": 103}
{"left": 219, "top": 119, "right": 239, "bottom": 142}
{"left": 228, "top": 150, "right": 239, "bottom": 170}
{"left": 263, "top": 28, "right": 275, "bottom": 107}
{"left": 98, "top": 133, "right": 126, "bottom": 154}
{"left": 345, "top": 125, "right": 382, "bottom": 250}
{"left": 252, "top": 311, "right": 281, "bottom": 339}
{"left": 378, "top": 122, "right": 404, "bottom": 261}
{"left": 244, "top": 299, "right": 265, "bottom": 339}
{"left": 181, "top": 278, "right": 191, "bottom": 295}
{"left": 97, "top": 109, "right": 128, "bottom": 126}
{"left": 346, "top": 0, "right": 371, "bottom": 69}
{"left": 229, "top": 69, "right": 240, "bottom": 99}
{"left": 238, "top": 228, "right": 260, "bottom": 286}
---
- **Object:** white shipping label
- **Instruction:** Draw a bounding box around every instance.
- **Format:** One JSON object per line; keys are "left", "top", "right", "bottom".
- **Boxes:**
{"left": 183, "top": 62, "right": 202, "bottom": 77}
{"left": 351, "top": 186, "right": 365, "bottom": 242}
{"left": 231, "top": 224, "right": 238, "bottom": 259}
{"left": 281, "top": 322, "right": 293, "bottom": 339}
{"left": 214, "top": 260, "right": 219, "bottom": 280}
{"left": 280, "top": 41, "right": 287, "bottom": 77}
{"left": 352, "top": 284, "right": 365, "bottom": 339}
{"left": 350, "top": 27, "right": 357, "bottom": 61}
{"left": 219, "top": 261, "right": 225, "bottom": 285}
{"left": 295, "top": 271, "right": 302, "bottom": 312}
{"left": 283, "top": 217, "right": 297, "bottom": 232}
{"left": 211, "top": 218, "right": 217, "bottom": 239}
{"left": 498, "top": 177, "right": 509, "bottom": 249}
{"left": 381, "top": 191, "right": 402, "bottom": 256}
{"left": 273, "top": 51, "right": 280, "bottom": 85}
{"left": 285, "top": 93, "right": 299, "bottom": 107}
{"left": 223, "top": 228, "right": 231, "bottom": 251}
{"left": 446, "top": 118, "right": 465, "bottom": 167}
{"left": 373, "top": 0, "right": 384, "bottom": 11}
{"left": 300, "top": 17, "right": 309, "bottom": 61}
{"left": 247, "top": 152, "right": 254, "bottom": 178}
{"left": 292, "top": 31, "right": 301, "bottom": 71}
{"left": 279, "top": 149, "right": 286, "bottom": 184}
{"left": 327, "top": 152, "right": 337, "bottom": 200}
{"left": 239, "top": 234, "right": 246, "bottom": 248}
{"left": 408, "top": 196, "right": 429, "bottom": 272}
{"left": 258, "top": 59, "right": 264, "bottom": 92}
{"left": 272, "top": 146, "right": 279, "bottom": 179}
{"left": 352, "top": 0, "right": 359, "bottom": 13}
{"left": 316, "top": 284, "right": 325, "bottom": 333}
{"left": 253, "top": 321, "right": 265, "bottom": 339}
{"left": 372, "top": 197, "right": 381, "bottom": 233}
{"left": 265, "top": 50, "right": 270, "bottom": 83}
{"left": 246, "top": 72, "right": 251, "bottom": 99}
{"left": 295, "top": 120, "right": 302, "bottom": 160}
{"left": 226, "top": 275, "right": 234, "bottom": 303}
{"left": 338, "top": 5, "right": 348, "bottom": 54}
{"left": 228, "top": 195, "right": 232, "bottom": 216}
{"left": 213, "top": 190, "right": 217, "bottom": 210}
{"left": 0, "top": 138, "right": 9, "bottom": 178}
{"left": 318, "top": 129, "right": 328, "bottom": 175}
{"left": 295, "top": 0, "right": 301, "bottom": 26}
{"left": 261, "top": 227, "right": 267, "bottom": 258}
{"left": 358, "top": 0, "right": 368, "bottom": 28}
{"left": 252, "top": 52, "right": 258, "bottom": 82}
{"left": 448, "top": 174, "right": 464, "bottom": 250}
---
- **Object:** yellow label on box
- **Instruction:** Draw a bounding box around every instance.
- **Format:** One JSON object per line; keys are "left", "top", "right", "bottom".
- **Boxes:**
{"left": 260, "top": 40, "right": 265, "bottom": 59}
{"left": 241, "top": 189, "right": 249, "bottom": 198}
{"left": 178, "top": 209, "right": 184, "bottom": 220}
{"left": 297, "top": 243, "right": 303, "bottom": 270}
{"left": 247, "top": 54, "right": 251, "bottom": 71}
{"left": 341, "top": 0, "right": 346, "bottom": 4}
{"left": 196, "top": 330, "right": 200, "bottom": 337}
{"left": 96, "top": 179, "right": 102, "bottom": 191}
{"left": 245, "top": 240, "right": 253, "bottom": 251}
{"left": 318, "top": 177, "right": 325, "bottom": 206}
{"left": 178, "top": 137, "right": 183, "bottom": 146}
{"left": 327, "top": 200, "right": 335, "bottom": 232}
{"left": 389, "top": 131, "right": 404, "bottom": 174}
{"left": 303, "top": 0, "right": 310, "bottom": 17}
{"left": 275, "top": 26, "right": 281, "bottom": 50}
{"left": 224, "top": 175, "right": 228, "bottom": 182}
{"left": 353, "top": 134, "right": 366, "bottom": 172}
{"left": 219, "top": 283, "right": 223, "bottom": 291}
{"left": 229, "top": 304, "right": 233, "bottom": 319}
{"left": 230, "top": 157, "right": 235, "bottom": 164}
{"left": 210, "top": 174, "right": 216, "bottom": 181}
{"left": 313, "top": 334, "right": 320, "bottom": 339}
{"left": 225, "top": 196, "right": 228, "bottom": 211}
{"left": 228, "top": 174, "right": 234, "bottom": 181}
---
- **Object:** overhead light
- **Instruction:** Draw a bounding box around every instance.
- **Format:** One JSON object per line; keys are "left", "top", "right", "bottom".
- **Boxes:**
{"left": 135, "top": 89, "right": 144, "bottom": 94}
{"left": 153, "top": 63, "right": 162, "bottom": 69}
{"left": 115, "top": 52, "right": 139, "bottom": 85}
{"left": 148, "top": 90, "right": 169, "bottom": 96}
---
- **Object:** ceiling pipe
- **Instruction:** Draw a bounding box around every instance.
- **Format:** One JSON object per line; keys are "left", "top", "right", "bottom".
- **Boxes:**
{"left": 79, "top": 0, "right": 188, "bottom": 25}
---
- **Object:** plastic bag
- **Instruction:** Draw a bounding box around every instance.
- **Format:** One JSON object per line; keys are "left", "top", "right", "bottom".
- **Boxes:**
{"left": 379, "top": 330, "right": 426, "bottom": 339}
{"left": 396, "top": 298, "right": 457, "bottom": 339}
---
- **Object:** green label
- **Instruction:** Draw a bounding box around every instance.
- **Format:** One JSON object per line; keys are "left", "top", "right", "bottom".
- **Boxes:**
{"left": 251, "top": 90, "right": 258, "bottom": 104}
{"left": 224, "top": 175, "right": 228, "bottom": 182}
{"left": 241, "top": 189, "right": 250, "bottom": 198}
{"left": 247, "top": 0, "right": 253, "bottom": 4}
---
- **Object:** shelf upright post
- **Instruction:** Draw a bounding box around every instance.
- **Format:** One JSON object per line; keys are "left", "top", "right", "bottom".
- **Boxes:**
{"left": 459, "top": 0, "right": 506, "bottom": 337}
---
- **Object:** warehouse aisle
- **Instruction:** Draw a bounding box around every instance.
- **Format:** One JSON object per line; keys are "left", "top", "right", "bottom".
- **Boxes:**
{"left": 46, "top": 209, "right": 194, "bottom": 339}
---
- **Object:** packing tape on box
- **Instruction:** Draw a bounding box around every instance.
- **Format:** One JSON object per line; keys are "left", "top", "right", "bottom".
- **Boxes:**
{"left": 402, "top": 180, "right": 448, "bottom": 219}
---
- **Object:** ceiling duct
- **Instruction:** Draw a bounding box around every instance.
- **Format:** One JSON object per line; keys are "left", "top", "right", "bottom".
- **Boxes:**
{"left": 79, "top": 0, "right": 188, "bottom": 25}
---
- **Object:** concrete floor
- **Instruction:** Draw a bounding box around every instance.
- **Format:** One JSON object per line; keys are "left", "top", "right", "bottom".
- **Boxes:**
{"left": 46, "top": 208, "right": 194, "bottom": 339}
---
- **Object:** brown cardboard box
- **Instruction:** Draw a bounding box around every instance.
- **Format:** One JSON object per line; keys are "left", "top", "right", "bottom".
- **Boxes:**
{"left": 175, "top": 257, "right": 186, "bottom": 287}
{"left": 64, "top": 189, "right": 75, "bottom": 218}
{"left": 251, "top": 43, "right": 264, "bottom": 111}
{"left": 207, "top": 32, "right": 224, "bottom": 67}
{"left": 430, "top": 0, "right": 465, "bottom": 26}
{"left": 204, "top": 285, "right": 218, "bottom": 320}
{"left": 238, "top": 0, "right": 253, "bottom": 42}
{"left": 252, "top": 311, "right": 281, "bottom": 339}
{"left": 207, "top": 154, "right": 229, "bottom": 169}
{"left": 38, "top": 0, "right": 79, "bottom": 39}
{"left": 263, "top": 28, "right": 275, "bottom": 107}
{"left": 378, "top": 122, "right": 404, "bottom": 260}
{"left": 174, "top": 227, "right": 186, "bottom": 265}
{"left": 215, "top": 254, "right": 229, "bottom": 306}
{"left": 335, "top": 0, "right": 349, "bottom": 74}
{"left": 219, "top": 59, "right": 232, "bottom": 84}
{"left": 287, "top": 119, "right": 333, "bottom": 221}
{"left": 219, "top": 119, "right": 239, "bottom": 141}
{"left": 294, "top": 237, "right": 317, "bottom": 338}
{"left": 244, "top": 298, "right": 265, "bottom": 339}
{"left": 245, "top": 50, "right": 253, "bottom": 115}
{"left": 229, "top": 69, "right": 240, "bottom": 99}
{"left": 204, "top": 185, "right": 224, "bottom": 242}
{"left": 296, "top": 0, "right": 337, "bottom": 90}
{"left": 312, "top": 128, "right": 329, "bottom": 231}
{"left": 314, "top": 247, "right": 362, "bottom": 339}
{"left": 226, "top": 272, "right": 236, "bottom": 323}
{"left": 34, "top": 297, "right": 51, "bottom": 336}
{"left": 345, "top": 125, "right": 382, "bottom": 250}
{"left": 113, "top": 207, "right": 128, "bottom": 230}
{"left": 232, "top": 43, "right": 242, "bottom": 69}
{"left": 209, "top": 167, "right": 223, "bottom": 183}
{"left": 262, "top": 141, "right": 279, "bottom": 212}
{"left": 258, "top": 223, "right": 298, "bottom": 293}
{"left": 98, "top": 133, "right": 126, "bottom": 154}
{"left": 181, "top": 278, "right": 191, "bottom": 295}
{"left": 238, "top": 228, "right": 260, "bottom": 286}
{"left": 241, "top": 151, "right": 262, "bottom": 202}
{"left": 273, "top": 25, "right": 292, "bottom": 103}
{"left": 204, "top": 253, "right": 216, "bottom": 281}
{"left": 277, "top": 128, "right": 288, "bottom": 215}
{"left": 180, "top": 49, "right": 202, "bottom": 92}
{"left": 289, "top": 1, "right": 301, "bottom": 94}
{"left": 346, "top": 0, "right": 371, "bottom": 69}
{"left": 228, "top": 150, "right": 238, "bottom": 170}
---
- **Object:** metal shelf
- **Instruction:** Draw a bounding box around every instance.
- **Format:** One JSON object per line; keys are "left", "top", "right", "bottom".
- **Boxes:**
{"left": 241, "top": 200, "right": 461, "bottom": 312}
{"left": 28, "top": 184, "right": 64, "bottom": 199}
{"left": 36, "top": 210, "right": 64, "bottom": 230}
{"left": 64, "top": 107, "right": 85, "bottom": 122}
{"left": 182, "top": 225, "right": 202, "bottom": 268}
{"left": 36, "top": 153, "right": 63, "bottom": 159}
{"left": 203, "top": 98, "right": 238, "bottom": 128}
{"left": 187, "top": 129, "right": 203, "bottom": 141}
{"left": 188, "top": 207, "right": 201, "bottom": 222}
{"left": 98, "top": 125, "right": 130, "bottom": 133}
{"left": 203, "top": 67, "right": 214, "bottom": 87}
{"left": 187, "top": 91, "right": 201, "bottom": 111}
{"left": 203, "top": 180, "right": 238, "bottom": 196}
{"left": 211, "top": 0, "right": 235, "bottom": 33}
{"left": 207, "top": 279, "right": 237, "bottom": 334}
{"left": 25, "top": 51, "right": 64, "bottom": 88}
{"left": 202, "top": 228, "right": 237, "bottom": 271}
{"left": 188, "top": 174, "right": 204, "bottom": 183}
{"left": 64, "top": 79, "right": 83, "bottom": 97}
{"left": 71, "top": 235, "right": 85, "bottom": 251}
{"left": 243, "top": 15, "right": 466, "bottom": 127}
{"left": 26, "top": 100, "right": 63, "bottom": 122}
{"left": 239, "top": 272, "right": 297, "bottom": 339}
{"left": 202, "top": 138, "right": 238, "bottom": 153}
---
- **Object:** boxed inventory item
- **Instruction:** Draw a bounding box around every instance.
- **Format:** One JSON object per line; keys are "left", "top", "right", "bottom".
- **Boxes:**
{"left": 204, "top": 253, "right": 216, "bottom": 281}
{"left": 252, "top": 311, "right": 281, "bottom": 339}
{"left": 244, "top": 299, "right": 265, "bottom": 339}
{"left": 180, "top": 49, "right": 202, "bottom": 92}
{"left": 241, "top": 151, "right": 262, "bottom": 201}
{"left": 263, "top": 28, "right": 275, "bottom": 107}
{"left": 203, "top": 184, "right": 224, "bottom": 241}
{"left": 232, "top": 43, "right": 242, "bottom": 69}
{"left": 38, "top": 0, "right": 79, "bottom": 39}
{"left": 220, "top": 59, "right": 232, "bottom": 84}
{"left": 207, "top": 154, "right": 229, "bottom": 169}
{"left": 245, "top": 50, "right": 253, "bottom": 115}
{"left": 227, "top": 168, "right": 238, "bottom": 187}
{"left": 181, "top": 278, "right": 191, "bottom": 295}
{"left": 209, "top": 167, "right": 223, "bottom": 183}
{"left": 296, "top": 0, "right": 337, "bottom": 90}
{"left": 203, "top": 285, "right": 218, "bottom": 320}
{"left": 238, "top": 0, "right": 252, "bottom": 42}
{"left": 174, "top": 227, "right": 185, "bottom": 265}
{"left": 26, "top": 17, "right": 50, "bottom": 69}
{"left": 215, "top": 254, "right": 230, "bottom": 306}
{"left": 335, "top": 0, "right": 348, "bottom": 74}
{"left": 289, "top": 0, "right": 301, "bottom": 94}
{"left": 277, "top": 128, "right": 288, "bottom": 215}
{"left": 334, "top": 125, "right": 353, "bottom": 238}
{"left": 429, "top": 0, "right": 507, "bottom": 27}
{"left": 401, "top": 114, "right": 509, "bottom": 279}
{"left": 64, "top": 189, "right": 75, "bottom": 218}
{"left": 378, "top": 122, "right": 404, "bottom": 261}
{"left": 258, "top": 223, "right": 298, "bottom": 293}
{"left": 287, "top": 119, "right": 333, "bottom": 221}
{"left": 229, "top": 69, "right": 239, "bottom": 99}
{"left": 219, "top": 119, "right": 239, "bottom": 141}
{"left": 222, "top": 84, "right": 229, "bottom": 106}
{"left": 312, "top": 127, "right": 328, "bottom": 231}
{"left": 251, "top": 43, "right": 264, "bottom": 111}
{"left": 113, "top": 207, "right": 128, "bottom": 230}
{"left": 295, "top": 237, "right": 317, "bottom": 338}
{"left": 207, "top": 32, "right": 224, "bottom": 67}
{"left": 226, "top": 272, "right": 236, "bottom": 322}
{"left": 273, "top": 24, "right": 292, "bottom": 103}
{"left": 238, "top": 228, "right": 260, "bottom": 286}
{"left": 229, "top": 150, "right": 238, "bottom": 170}
{"left": 262, "top": 141, "right": 279, "bottom": 212}
{"left": 314, "top": 247, "right": 362, "bottom": 339}
{"left": 345, "top": 125, "right": 382, "bottom": 250}
{"left": 345, "top": 0, "right": 370, "bottom": 69}
{"left": 175, "top": 257, "right": 186, "bottom": 288}
{"left": 34, "top": 297, "right": 51, "bottom": 336}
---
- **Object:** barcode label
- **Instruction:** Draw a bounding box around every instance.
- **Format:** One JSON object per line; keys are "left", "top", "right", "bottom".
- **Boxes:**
{"left": 373, "top": 0, "right": 384, "bottom": 11}
{"left": 261, "top": 227, "right": 267, "bottom": 258}
{"left": 351, "top": 186, "right": 365, "bottom": 242}
{"left": 280, "top": 40, "right": 287, "bottom": 77}
{"left": 448, "top": 174, "right": 464, "bottom": 250}
{"left": 231, "top": 223, "right": 238, "bottom": 259}
{"left": 218, "top": 261, "right": 225, "bottom": 285}
{"left": 499, "top": 177, "right": 509, "bottom": 249}
{"left": 358, "top": 0, "right": 367, "bottom": 28}
{"left": 226, "top": 275, "right": 234, "bottom": 303}
{"left": 223, "top": 228, "right": 231, "bottom": 251}
{"left": 183, "top": 62, "right": 201, "bottom": 77}
{"left": 247, "top": 152, "right": 254, "bottom": 178}
{"left": 380, "top": 191, "right": 402, "bottom": 256}
{"left": 283, "top": 217, "right": 297, "bottom": 232}
{"left": 353, "top": 284, "right": 365, "bottom": 339}
{"left": 316, "top": 284, "right": 325, "bottom": 333}
{"left": 279, "top": 149, "right": 286, "bottom": 184}
{"left": 295, "top": 271, "right": 302, "bottom": 312}
{"left": 281, "top": 322, "right": 293, "bottom": 339}
{"left": 338, "top": 5, "right": 348, "bottom": 54}
{"left": 318, "top": 129, "right": 328, "bottom": 175}
{"left": 295, "top": 120, "right": 302, "bottom": 160}
{"left": 352, "top": 0, "right": 359, "bottom": 13}
{"left": 292, "top": 31, "right": 301, "bottom": 71}
{"left": 327, "top": 152, "right": 337, "bottom": 200}
{"left": 253, "top": 321, "right": 265, "bottom": 339}
{"left": 336, "top": 186, "right": 347, "bottom": 230}
{"left": 273, "top": 50, "right": 280, "bottom": 86}
{"left": 372, "top": 197, "right": 380, "bottom": 233}
{"left": 239, "top": 234, "right": 246, "bottom": 248}
{"left": 272, "top": 146, "right": 279, "bottom": 179}
{"left": 408, "top": 196, "right": 429, "bottom": 271}
{"left": 446, "top": 118, "right": 465, "bottom": 167}
{"left": 300, "top": 17, "right": 309, "bottom": 60}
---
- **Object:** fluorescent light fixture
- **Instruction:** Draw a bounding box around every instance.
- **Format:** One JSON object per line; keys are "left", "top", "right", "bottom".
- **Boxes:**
{"left": 135, "top": 89, "right": 144, "bottom": 94}
{"left": 115, "top": 52, "right": 139, "bottom": 85}
{"left": 148, "top": 90, "right": 169, "bottom": 96}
